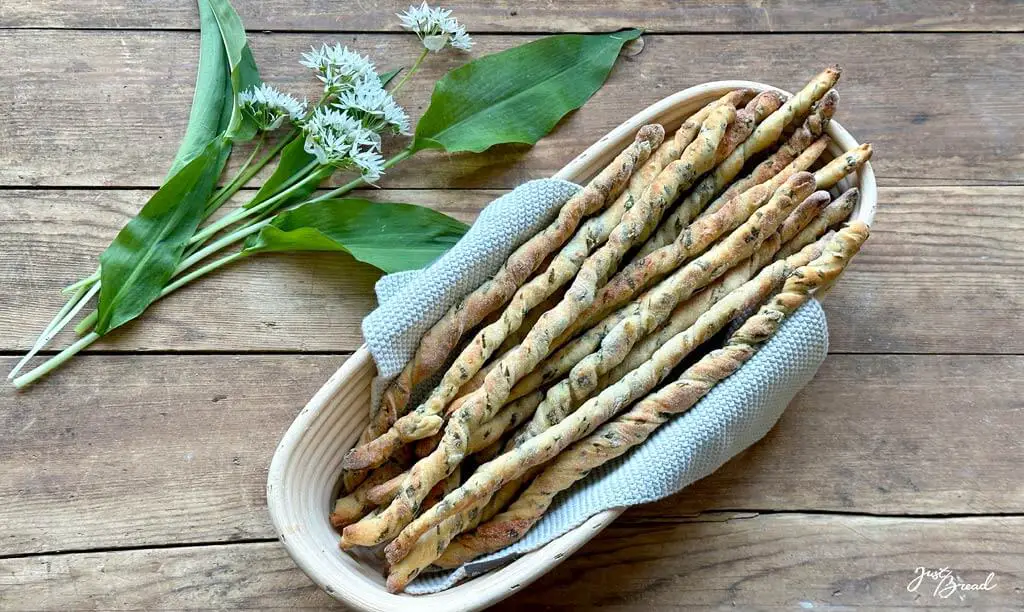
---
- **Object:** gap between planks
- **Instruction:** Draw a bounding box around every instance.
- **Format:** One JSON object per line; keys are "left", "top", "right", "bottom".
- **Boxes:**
{"left": 4, "top": 510, "right": 1023, "bottom": 561}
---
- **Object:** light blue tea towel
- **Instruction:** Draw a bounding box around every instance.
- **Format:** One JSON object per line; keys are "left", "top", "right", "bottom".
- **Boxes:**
{"left": 360, "top": 179, "right": 828, "bottom": 593}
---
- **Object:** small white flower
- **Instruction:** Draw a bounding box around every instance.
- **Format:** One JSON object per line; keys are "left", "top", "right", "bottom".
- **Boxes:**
{"left": 301, "top": 107, "right": 385, "bottom": 180}
{"left": 397, "top": 2, "right": 473, "bottom": 52}
{"left": 300, "top": 44, "right": 380, "bottom": 95}
{"left": 238, "top": 84, "right": 307, "bottom": 131}
{"left": 335, "top": 77, "right": 412, "bottom": 136}
{"left": 350, "top": 149, "right": 386, "bottom": 182}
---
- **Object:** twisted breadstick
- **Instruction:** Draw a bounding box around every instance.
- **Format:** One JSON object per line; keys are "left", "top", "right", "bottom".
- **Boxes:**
{"left": 422, "top": 224, "right": 869, "bottom": 574}
{"left": 643, "top": 89, "right": 835, "bottom": 260}
{"left": 329, "top": 460, "right": 405, "bottom": 529}
{"left": 566, "top": 138, "right": 831, "bottom": 341}
{"left": 367, "top": 126, "right": 664, "bottom": 437}
{"left": 515, "top": 173, "right": 814, "bottom": 444}
{"left": 377, "top": 99, "right": 755, "bottom": 555}
{"left": 813, "top": 143, "right": 872, "bottom": 190}
{"left": 341, "top": 108, "right": 736, "bottom": 549}
{"left": 778, "top": 188, "right": 859, "bottom": 258}
{"left": 606, "top": 192, "right": 832, "bottom": 385}
{"left": 704, "top": 89, "right": 838, "bottom": 216}
{"left": 383, "top": 180, "right": 822, "bottom": 565}
{"left": 637, "top": 74, "right": 839, "bottom": 258}
{"left": 365, "top": 391, "right": 544, "bottom": 507}
{"left": 345, "top": 102, "right": 748, "bottom": 470}
{"left": 453, "top": 193, "right": 832, "bottom": 551}
{"left": 340, "top": 127, "right": 664, "bottom": 481}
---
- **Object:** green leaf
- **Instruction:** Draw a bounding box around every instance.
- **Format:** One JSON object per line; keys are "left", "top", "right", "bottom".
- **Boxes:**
{"left": 380, "top": 67, "right": 403, "bottom": 87}
{"left": 207, "top": 0, "right": 262, "bottom": 141}
{"left": 96, "top": 140, "right": 226, "bottom": 334}
{"left": 411, "top": 29, "right": 641, "bottom": 154}
{"left": 242, "top": 198, "right": 469, "bottom": 273}
{"left": 245, "top": 135, "right": 318, "bottom": 209}
{"left": 167, "top": 0, "right": 231, "bottom": 177}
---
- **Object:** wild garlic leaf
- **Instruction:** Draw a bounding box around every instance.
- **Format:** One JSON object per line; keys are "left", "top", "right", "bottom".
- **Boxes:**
{"left": 411, "top": 29, "right": 642, "bottom": 154}
{"left": 246, "top": 136, "right": 319, "bottom": 209}
{"left": 242, "top": 198, "right": 468, "bottom": 273}
{"left": 96, "top": 140, "right": 226, "bottom": 335}
{"left": 167, "top": 0, "right": 232, "bottom": 177}
{"left": 380, "top": 67, "right": 404, "bottom": 87}
{"left": 207, "top": 0, "right": 262, "bottom": 141}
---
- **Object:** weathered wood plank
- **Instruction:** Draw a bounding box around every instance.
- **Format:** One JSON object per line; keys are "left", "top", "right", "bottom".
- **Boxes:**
{"left": 2, "top": 186, "right": 1020, "bottom": 354}
{"left": 2, "top": 354, "right": 1020, "bottom": 556}
{"left": 1, "top": 31, "right": 1022, "bottom": 188}
{"left": 497, "top": 514, "right": 1024, "bottom": 610}
{"left": 1, "top": 515, "right": 1021, "bottom": 609}
{"left": 3, "top": 0, "right": 1023, "bottom": 32}
{"left": 0, "top": 355, "right": 346, "bottom": 556}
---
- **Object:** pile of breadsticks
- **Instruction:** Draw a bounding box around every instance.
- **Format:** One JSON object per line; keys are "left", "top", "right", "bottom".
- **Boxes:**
{"left": 330, "top": 65, "right": 872, "bottom": 593}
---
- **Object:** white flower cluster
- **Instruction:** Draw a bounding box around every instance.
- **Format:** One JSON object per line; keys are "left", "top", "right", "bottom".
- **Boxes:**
{"left": 336, "top": 84, "right": 411, "bottom": 136}
{"left": 238, "top": 84, "right": 307, "bottom": 131}
{"left": 398, "top": 2, "right": 473, "bottom": 52}
{"left": 300, "top": 44, "right": 380, "bottom": 96}
{"left": 302, "top": 107, "right": 386, "bottom": 180}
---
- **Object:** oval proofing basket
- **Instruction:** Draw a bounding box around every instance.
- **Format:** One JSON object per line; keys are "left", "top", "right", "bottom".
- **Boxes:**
{"left": 267, "top": 80, "right": 877, "bottom": 612}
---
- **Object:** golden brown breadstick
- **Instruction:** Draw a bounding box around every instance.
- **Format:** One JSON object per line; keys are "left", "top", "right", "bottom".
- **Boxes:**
{"left": 425, "top": 225, "right": 869, "bottom": 573}
{"left": 368, "top": 126, "right": 664, "bottom": 436}
{"left": 341, "top": 109, "right": 735, "bottom": 549}
{"left": 341, "top": 126, "right": 664, "bottom": 479}
{"left": 368, "top": 391, "right": 545, "bottom": 506}
{"left": 813, "top": 143, "right": 872, "bottom": 190}
{"left": 637, "top": 76, "right": 839, "bottom": 258}
{"left": 345, "top": 116, "right": 705, "bottom": 471}
{"left": 401, "top": 191, "right": 828, "bottom": 574}
{"left": 704, "top": 90, "right": 838, "bottom": 217}
{"left": 329, "top": 460, "right": 405, "bottom": 529}
{"left": 516, "top": 173, "right": 814, "bottom": 444}
{"left": 566, "top": 141, "right": 829, "bottom": 342}
{"left": 514, "top": 163, "right": 830, "bottom": 405}
{"left": 383, "top": 172, "right": 813, "bottom": 564}
{"left": 778, "top": 188, "right": 859, "bottom": 259}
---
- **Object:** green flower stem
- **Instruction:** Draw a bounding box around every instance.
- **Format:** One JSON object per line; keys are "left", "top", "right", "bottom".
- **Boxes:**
{"left": 204, "top": 130, "right": 299, "bottom": 217}
{"left": 7, "top": 283, "right": 92, "bottom": 380}
{"left": 70, "top": 249, "right": 251, "bottom": 344}
{"left": 12, "top": 331, "right": 101, "bottom": 390}
{"left": 163, "top": 250, "right": 248, "bottom": 296}
{"left": 209, "top": 134, "right": 265, "bottom": 204}
{"left": 188, "top": 160, "right": 321, "bottom": 248}
{"left": 18, "top": 148, "right": 415, "bottom": 387}
{"left": 63, "top": 270, "right": 99, "bottom": 295}
{"left": 75, "top": 310, "right": 98, "bottom": 337}
{"left": 175, "top": 219, "right": 268, "bottom": 277}
{"left": 305, "top": 148, "right": 413, "bottom": 204}
{"left": 391, "top": 48, "right": 428, "bottom": 95}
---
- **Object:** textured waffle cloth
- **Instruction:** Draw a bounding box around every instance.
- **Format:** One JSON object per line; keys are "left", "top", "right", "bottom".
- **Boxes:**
{"left": 360, "top": 179, "right": 828, "bottom": 593}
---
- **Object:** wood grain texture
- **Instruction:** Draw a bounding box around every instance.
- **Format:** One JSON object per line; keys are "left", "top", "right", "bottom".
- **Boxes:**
{"left": 0, "top": 355, "right": 345, "bottom": 556}
{"left": 1, "top": 31, "right": 1022, "bottom": 188}
{"left": 3, "top": 0, "right": 1023, "bottom": 32}
{"left": 2, "top": 515, "right": 1021, "bottom": 609}
{"left": 2, "top": 186, "right": 1020, "bottom": 354}
{"left": 2, "top": 354, "right": 1020, "bottom": 556}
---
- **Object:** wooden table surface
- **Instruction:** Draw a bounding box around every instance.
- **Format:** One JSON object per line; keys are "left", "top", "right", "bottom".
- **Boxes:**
{"left": 2, "top": 1, "right": 1023, "bottom": 609}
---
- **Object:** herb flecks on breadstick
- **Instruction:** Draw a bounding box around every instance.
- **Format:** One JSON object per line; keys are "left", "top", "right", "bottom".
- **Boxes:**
{"left": 383, "top": 172, "right": 813, "bottom": 564}
{"left": 341, "top": 108, "right": 734, "bottom": 549}
{"left": 342, "top": 125, "right": 664, "bottom": 475}
{"left": 704, "top": 89, "right": 838, "bottom": 217}
{"left": 516, "top": 172, "right": 814, "bottom": 445}
{"left": 424, "top": 225, "right": 869, "bottom": 573}
{"left": 637, "top": 67, "right": 840, "bottom": 257}
{"left": 778, "top": 188, "right": 859, "bottom": 259}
